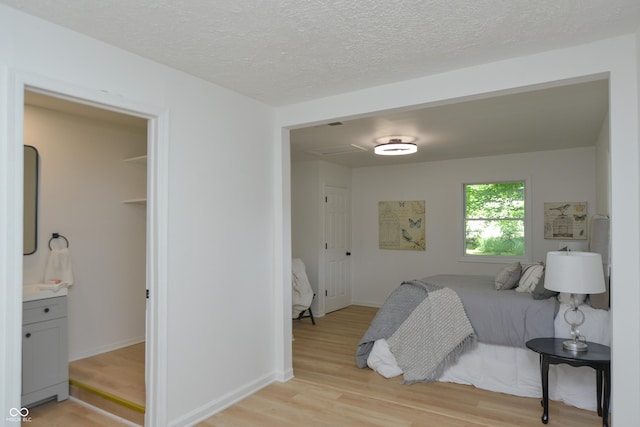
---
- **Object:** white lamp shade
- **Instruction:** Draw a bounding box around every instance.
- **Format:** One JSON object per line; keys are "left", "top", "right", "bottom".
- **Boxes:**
{"left": 544, "top": 251, "right": 606, "bottom": 294}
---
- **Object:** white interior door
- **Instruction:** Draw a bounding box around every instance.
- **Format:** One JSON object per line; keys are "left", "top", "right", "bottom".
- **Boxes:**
{"left": 323, "top": 186, "right": 351, "bottom": 313}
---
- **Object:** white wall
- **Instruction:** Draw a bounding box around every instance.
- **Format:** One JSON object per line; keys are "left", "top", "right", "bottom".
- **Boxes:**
{"left": 595, "top": 114, "right": 611, "bottom": 215}
{"left": 163, "top": 74, "right": 275, "bottom": 424}
{"left": 351, "top": 147, "right": 595, "bottom": 306}
{"left": 291, "top": 160, "right": 320, "bottom": 301}
{"left": 291, "top": 160, "right": 351, "bottom": 315}
{"left": 0, "top": 5, "right": 276, "bottom": 426}
{"left": 23, "top": 105, "right": 147, "bottom": 361}
{"left": 278, "top": 35, "right": 640, "bottom": 425}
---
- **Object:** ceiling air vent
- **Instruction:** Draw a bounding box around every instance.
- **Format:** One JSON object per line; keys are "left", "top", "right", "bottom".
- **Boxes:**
{"left": 306, "top": 144, "right": 367, "bottom": 156}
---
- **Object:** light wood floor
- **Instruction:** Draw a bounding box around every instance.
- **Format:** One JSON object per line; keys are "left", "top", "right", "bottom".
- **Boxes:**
{"left": 31, "top": 306, "right": 605, "bottom": 426}
{"left": 69, "top": 342, "right": 146, "bottom": 408}
{"left": 26, "top": 399, "right": 130, "bottom": 427}
{"left": 66, "top": 342, "right": 145, "bottom": 424}
{"left": 203, "top": 305, "right": 604, "bottom": 427}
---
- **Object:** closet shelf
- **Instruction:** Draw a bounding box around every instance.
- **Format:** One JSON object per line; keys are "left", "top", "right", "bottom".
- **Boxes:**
{"left": 123, "top": 155, "right": 147, "bottom": 165}
{"left": 123, "top": 155, "right": 147, "bottom": 204}
{"left": 122, "top": 198, "right": 147, "bottom": 205}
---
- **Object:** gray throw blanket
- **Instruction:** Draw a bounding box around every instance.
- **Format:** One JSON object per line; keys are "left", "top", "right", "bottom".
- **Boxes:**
{"left": 356, "top": 280, "right": 475, "bottom": 383}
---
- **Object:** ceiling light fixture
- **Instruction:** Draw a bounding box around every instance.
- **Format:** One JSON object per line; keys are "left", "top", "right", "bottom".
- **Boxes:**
{"left": 374, "top": 136, "right": 418, "bottom": 156}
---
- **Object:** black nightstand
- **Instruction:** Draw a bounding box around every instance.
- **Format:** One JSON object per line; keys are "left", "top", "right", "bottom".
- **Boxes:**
{"left": 526, "top": 337, "right": 610, "bottom": 426}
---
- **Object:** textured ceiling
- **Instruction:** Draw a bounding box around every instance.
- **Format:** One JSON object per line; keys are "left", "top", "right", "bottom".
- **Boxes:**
{"left": 5, "top": 1, "right": 629, "bottom": 168}
{"left": 1, "top": 0, "right": 639, "bottom": 106}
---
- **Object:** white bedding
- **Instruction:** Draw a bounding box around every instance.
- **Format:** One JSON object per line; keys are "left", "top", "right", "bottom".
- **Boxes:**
{"left": 367, "top": 302, "right": 611, "bottom": 412}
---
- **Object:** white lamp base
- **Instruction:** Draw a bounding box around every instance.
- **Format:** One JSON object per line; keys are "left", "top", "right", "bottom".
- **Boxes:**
{"left": 563, "top": 339, "right": 588, "bottom": 352}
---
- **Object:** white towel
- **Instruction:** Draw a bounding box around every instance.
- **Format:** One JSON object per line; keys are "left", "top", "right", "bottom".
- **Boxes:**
{"left": 44, "top": 248, "right": 74, "bottom": 287}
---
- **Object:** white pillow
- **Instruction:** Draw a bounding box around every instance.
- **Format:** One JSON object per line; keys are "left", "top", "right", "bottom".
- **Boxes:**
{"left": 516, "top": 263, "right": 545, "bottom": 293}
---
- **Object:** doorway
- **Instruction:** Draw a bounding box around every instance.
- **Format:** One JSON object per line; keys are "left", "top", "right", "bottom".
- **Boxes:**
{"left": 22, "top": 89, "right": 151, "bottom": 424}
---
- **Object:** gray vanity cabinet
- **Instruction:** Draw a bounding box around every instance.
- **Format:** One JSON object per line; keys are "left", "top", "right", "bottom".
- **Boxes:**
{"left": 22, "top": 296, "right": 69, "bottom": 407}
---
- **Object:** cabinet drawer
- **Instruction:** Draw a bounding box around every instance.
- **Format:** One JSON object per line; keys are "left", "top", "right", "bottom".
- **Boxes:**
{"left": 23, "top": 297, "right": 67, "bottom": 325}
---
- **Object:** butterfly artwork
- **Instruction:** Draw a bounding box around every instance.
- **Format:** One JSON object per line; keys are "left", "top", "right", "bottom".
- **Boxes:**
{"left": 409, "top": 218, "right": 422, "bottom": 228}
{"left": 378, "top": 200, "right": 425, "bottom": 250}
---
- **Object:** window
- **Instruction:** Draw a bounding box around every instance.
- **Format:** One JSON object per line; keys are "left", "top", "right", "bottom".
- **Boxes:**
{"left": 464, "top": 181, "right": 526, "bottom": 257}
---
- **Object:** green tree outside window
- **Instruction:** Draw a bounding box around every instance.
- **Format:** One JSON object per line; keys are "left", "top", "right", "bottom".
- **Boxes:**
{"left": 464, "top": 181, "right": 525, "bottom": 256}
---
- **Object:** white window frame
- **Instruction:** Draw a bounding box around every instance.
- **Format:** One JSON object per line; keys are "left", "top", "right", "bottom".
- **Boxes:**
{"left": 459, "top": 178, "right": 531, "bottom": 263}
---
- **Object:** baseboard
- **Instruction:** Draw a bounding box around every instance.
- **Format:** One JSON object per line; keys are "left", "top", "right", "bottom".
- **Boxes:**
{"left": 274, "top": 367, "right": 294, "bottom": 382}
{"left": 68, "top": 336, "right": 145, "bottom": 362}
{"left": 168, "top": 372, "right": 277, "bottom": 427}
{"left": 70, "top": 396, "right": 142, "bottom": 427}
{"left": 350, "top": 300, "right": 382, "bottom": 308}
{"left": 69, "top": 386, "right": 144, "bottom": 426}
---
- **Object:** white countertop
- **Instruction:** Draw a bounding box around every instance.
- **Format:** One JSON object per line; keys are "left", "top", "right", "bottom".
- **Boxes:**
{"left": 23, "top": 283, "right": 69, "bottom": 302}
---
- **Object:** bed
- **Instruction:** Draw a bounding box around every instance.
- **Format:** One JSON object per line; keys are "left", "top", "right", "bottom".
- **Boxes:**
{"left": 357, "top": 217, "right": 611, "bottom": 413}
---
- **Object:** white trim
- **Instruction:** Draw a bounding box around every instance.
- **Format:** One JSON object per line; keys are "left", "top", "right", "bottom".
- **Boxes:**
{"left": 607, "top": 36, "right": 640, "bottom": 426}
{"left": 350, "top": 299, "right": 383, "bottom": 308}
{"left": 0, "top": 65, "right": 24, "bottom": 422}
{"left": 2, "top": 69, "right": 169, "bottom": 427}
{"left": 168, "top": 373, "right": 277, "bottom": 427}
{"left": 274, "top": 368, "right": 294, "bottom": 382}
{"left": 145, "top": 108, "right": 170, "bottom": 427}
{"left": 68, "top": 397, "right": 141, "bottom": 427}
{"left": 275, "top": 127, "right": 293, "bottom": 384}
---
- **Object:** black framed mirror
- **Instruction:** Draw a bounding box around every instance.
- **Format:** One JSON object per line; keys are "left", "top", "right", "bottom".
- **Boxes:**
{"left": 24, "top": 145, "right": 38, "bottom": 255}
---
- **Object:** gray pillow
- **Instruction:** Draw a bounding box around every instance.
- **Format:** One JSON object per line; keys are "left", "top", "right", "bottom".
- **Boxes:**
{"left": 495, "top": 262, "right": 522, "bottom": 290}
{"left": 531, "top": 272, "right": 558, "bottom": 300}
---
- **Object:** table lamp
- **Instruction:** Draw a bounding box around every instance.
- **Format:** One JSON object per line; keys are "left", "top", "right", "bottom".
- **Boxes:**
{"left": 544, "top": 251, "right": 606, "bottom": 352}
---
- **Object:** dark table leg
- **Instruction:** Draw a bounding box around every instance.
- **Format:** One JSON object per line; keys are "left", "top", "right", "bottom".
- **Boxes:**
{"left": 540, "top": 354, "right": 549, "bottom": 424}
{"left": 596, "top": 367, "right": 603, "bottom": 416}
{"left": 602, "top": 364, "right": 610, "bottom": 427}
